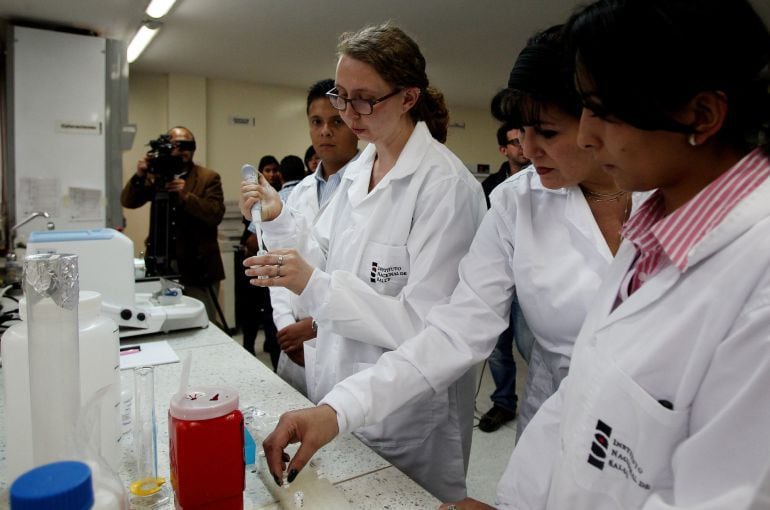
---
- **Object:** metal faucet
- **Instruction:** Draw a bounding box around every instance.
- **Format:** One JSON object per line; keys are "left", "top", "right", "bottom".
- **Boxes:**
{"left": 7, "top": 211, "right": 54, "bottom": 262}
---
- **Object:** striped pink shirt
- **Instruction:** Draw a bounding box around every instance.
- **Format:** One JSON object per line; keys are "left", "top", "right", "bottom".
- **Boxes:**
{"left": 621, "top": 148, "right": 770, "bottom": 299}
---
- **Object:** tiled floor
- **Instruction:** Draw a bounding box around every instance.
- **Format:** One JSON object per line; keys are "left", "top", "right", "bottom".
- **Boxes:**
{"left": 235, "top": 330, "right": 528, "bottom": 506}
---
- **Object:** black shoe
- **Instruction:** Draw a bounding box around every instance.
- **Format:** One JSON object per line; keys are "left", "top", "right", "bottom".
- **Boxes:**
{"left": 478, "top": 405, "right": 516, "bottom": 432}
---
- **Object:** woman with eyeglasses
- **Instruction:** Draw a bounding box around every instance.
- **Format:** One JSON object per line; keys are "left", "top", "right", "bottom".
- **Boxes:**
{"left": 239, "top": 22, "right": 486, "bottom": 501}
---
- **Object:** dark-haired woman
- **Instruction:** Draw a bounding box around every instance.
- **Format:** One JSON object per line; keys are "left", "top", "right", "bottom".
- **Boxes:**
{"left": 240, "top": 23, "right": 486, "bottom": 501}
{"left": 497, "top": 0, "right": 770, "bottom": 508}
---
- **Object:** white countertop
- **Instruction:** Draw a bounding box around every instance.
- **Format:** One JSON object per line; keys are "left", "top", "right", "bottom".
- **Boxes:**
{"left": 0, "top": 324, "right": 440, "bottom": 509}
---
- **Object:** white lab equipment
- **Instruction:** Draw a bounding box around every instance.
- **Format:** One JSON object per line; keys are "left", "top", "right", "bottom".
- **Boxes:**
{"left": 26, "top": 228, "right": 207, "bottom": 337}
{"left": 2, "top": 290, "right": 121, "bottom": 481}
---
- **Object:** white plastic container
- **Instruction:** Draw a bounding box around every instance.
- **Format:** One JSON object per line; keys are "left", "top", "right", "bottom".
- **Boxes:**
{"left": 2, "top": 290, "right": 121, "bottom": 481}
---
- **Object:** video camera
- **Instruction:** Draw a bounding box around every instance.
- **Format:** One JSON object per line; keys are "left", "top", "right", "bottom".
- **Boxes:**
{"left": 145, "top": 134, "right": 196, "bottom": 185}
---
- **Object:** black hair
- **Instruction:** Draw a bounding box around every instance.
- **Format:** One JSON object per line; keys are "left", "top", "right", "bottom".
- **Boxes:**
{"left": 279, "top": 155, "right": 306, "bottom": 182}
{"left": 303, "top": 145, "right": 317, "bottom": 168}
{"left": 338, "top": 22, "right": 450, "bottom": 143}
{"left": 565, "top": 0, "right": 770, "bottom": 152}
{"left": 496, "top": 123, "right": 517, "bottom": 147}
{"left": 307, "top": 79, "right": 335, "bottom": 114}
{"left": 491, "top": 25, "right": 581, "bottom": 127}
{"left": 258, "top": 155, "right": 279, "bottom": 171}
{"left": 168, "top": 126, "right": 194, "bottom": 138}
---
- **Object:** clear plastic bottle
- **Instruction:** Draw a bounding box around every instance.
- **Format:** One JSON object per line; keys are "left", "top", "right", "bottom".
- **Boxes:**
{"left": 2, "top": 290, "right": 121, "bottom": 481}
{"left": 25, "top": 253, "right": 81, "bottom": 469}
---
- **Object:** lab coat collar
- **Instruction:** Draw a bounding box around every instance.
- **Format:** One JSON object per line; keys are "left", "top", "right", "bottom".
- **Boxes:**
{"left": 565, "top": 186, "right": 614, "bottom": 263}
{"left": 344, "top": 122, "right": 432, "bottom": 208}
{"left": 527, "top": 169, "right": 568, "bottom": 195}
{"left": 593, "top": 166, "right": 770, "bottom": 330}
{"left": 595, "top": 241, "right": 680, "bottom": 328}
{"left": 686, "top": 172, "right": 770, "bottom": 269}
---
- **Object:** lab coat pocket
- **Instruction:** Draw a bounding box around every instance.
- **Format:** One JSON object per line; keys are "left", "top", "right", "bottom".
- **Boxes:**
{"left": 354, "top": 362, "right": 446, "bottom": 448}
{"left": 358, "top": 241, "right": 410, "bottom": 297}
{"left": 303, "top": 340, "right": 318, "bottom": 402}
{"left": 569, "top": 358, "right": 689, "bottom": 508}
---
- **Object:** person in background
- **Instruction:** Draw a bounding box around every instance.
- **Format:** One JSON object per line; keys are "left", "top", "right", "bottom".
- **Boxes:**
{"left": 271, "top": 78, "right": 360, "bottom": 395}
{"left": 259, "top": 155, "right": 283, "bottom": 191}
{"left": 303, "top": 144, "right": 321, "bottom": 176}
{"left": 481, "top": 123, "right": 530, "bottom": 208}
{"left": 241, "top": 23, "right": 486, "bottom": 501}
{"left": 277, "top": 155, "right": 306, "bottom": 202}
{"left": 478, "top": 122, "right": 534, "bottom": 434}
{"left": 235, "top": 155, "right": 281, "bottom": 366}
{"left": 259, "top": 24, "right": 648, "bottom": 504}
{"left": 121, "top": 126, "right": 225, "bottom": 323}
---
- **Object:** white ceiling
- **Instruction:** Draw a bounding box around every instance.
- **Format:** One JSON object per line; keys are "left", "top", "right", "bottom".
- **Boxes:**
{"left": 1, "top": 0, "right": 769, "bottom": 110}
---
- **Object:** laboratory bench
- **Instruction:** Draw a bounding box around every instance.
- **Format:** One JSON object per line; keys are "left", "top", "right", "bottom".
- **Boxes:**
{"left": 0, "top": 324, "right": 440, "bottom": 509}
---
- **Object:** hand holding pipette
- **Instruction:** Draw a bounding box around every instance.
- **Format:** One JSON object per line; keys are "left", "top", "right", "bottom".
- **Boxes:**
{"left": 239, "top": 164, "right": 283, "bottom": 223}
{"left": 241, "top": 163, "right": 272, "bottom": 278}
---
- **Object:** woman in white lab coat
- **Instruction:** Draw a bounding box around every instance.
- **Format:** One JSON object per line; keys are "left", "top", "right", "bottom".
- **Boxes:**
{"left": 240, "top": 23, "right": 487, "bottom": 501}
{"left": 259, "top": 22, "right": 645, "bottom": 495}
{"left": 496, "top": 0, "right": 770, "bottom": 509}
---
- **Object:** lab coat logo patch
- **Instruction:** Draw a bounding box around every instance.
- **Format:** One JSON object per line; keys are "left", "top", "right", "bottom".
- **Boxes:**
{"left": 587, "top": 419, "right": 612, "bottom": 470}
{"left": 370, "top": 261, "right": 407, "bottom": 283}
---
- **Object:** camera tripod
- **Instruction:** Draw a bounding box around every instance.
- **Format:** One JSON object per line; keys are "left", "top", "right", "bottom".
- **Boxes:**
{"left": 144, "top": 189, "right": 232, "bottom": 334}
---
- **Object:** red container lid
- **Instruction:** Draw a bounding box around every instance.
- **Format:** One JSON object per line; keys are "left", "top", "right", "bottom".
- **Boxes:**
{"left": 169, "top": 386, "right": 239, "bottom": 421}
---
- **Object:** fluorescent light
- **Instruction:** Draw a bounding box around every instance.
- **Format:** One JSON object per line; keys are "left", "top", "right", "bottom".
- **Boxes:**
{"left": 127, "top": 25, "right": 159, "bottom": 63}
{"left": 145, "top": 0, "right": 177, "bottom": 19}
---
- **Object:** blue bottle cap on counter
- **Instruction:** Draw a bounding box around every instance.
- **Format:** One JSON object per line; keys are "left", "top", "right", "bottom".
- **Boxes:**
{"left": 10, "top": 461, "right": 94, "bottom": 510}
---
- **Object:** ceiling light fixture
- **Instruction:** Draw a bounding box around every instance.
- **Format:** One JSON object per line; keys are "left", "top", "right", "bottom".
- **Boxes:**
{"left": 127, "top": 23, "right": 160, "bottom": 63}
{"left": 145, "top": 0, "right": 177, "bottom": 19}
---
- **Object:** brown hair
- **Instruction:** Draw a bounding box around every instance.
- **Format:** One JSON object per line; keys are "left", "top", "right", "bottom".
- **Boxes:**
{"left": 337, "top": 22, "right": 449, "bottom": 143}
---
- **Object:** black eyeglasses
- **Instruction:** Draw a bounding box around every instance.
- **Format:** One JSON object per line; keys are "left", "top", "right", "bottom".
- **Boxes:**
{"left": 505, "top": 138, "right": 522, "bottom": 147}
{"left": 326, "top": 88, "right": 401, "bottom": 115}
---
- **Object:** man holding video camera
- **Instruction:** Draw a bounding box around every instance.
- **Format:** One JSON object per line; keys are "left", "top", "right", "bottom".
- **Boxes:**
{"left": 121, "top": 126, "right": 225, "bottom": 324}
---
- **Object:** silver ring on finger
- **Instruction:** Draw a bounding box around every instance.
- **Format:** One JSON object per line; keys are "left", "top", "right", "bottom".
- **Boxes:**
{"left": 277, "top": 255, "right": 284, "bottom": 266}
{"left": 275, "top": 265, "right": 282, "bottom": 278}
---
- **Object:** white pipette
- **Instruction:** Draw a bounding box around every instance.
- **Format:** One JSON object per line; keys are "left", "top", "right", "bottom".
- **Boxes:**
{"left": 241, "top": 164, "right": 269, "bottom": 279}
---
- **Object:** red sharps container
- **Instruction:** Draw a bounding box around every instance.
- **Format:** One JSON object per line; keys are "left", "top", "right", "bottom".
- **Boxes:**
{"left": 169, "top": 386, "right": 244, "bottom": 509}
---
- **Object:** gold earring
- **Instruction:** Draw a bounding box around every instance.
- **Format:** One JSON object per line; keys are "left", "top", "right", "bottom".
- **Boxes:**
{"left": 688, "top": 134, "right": 698, "bottom": 147}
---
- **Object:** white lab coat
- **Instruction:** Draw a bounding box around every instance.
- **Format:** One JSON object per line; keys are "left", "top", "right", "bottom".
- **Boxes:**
{"left": 262, "top": 121, "right": 486, "bottom": 502}
{"left": 271, "top": 172, "right": 320, "bottom": 395}
{"left": 321, "top": 169, "right": 645, "bottom": 434}
{"left": 498, "top": 162, "right": 770, "bottom": 509}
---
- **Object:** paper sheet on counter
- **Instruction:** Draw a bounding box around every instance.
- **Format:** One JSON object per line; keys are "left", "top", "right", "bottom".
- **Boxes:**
{"left": 119, "top": 340, "right": 179, "bottom": 370}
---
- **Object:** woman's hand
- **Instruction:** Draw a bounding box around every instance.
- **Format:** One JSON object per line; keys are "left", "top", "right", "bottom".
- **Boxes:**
{"left": 439, "top": 498, "right": 496, "bottom": 510}
{"left": 239, "top": 172, "right": 282, "bottom": 221}
{"left": 262, "top": 405, "right": 339, "bottom": 486}
{"left": 243, "top": 249, "right": 315, "bottom": 295}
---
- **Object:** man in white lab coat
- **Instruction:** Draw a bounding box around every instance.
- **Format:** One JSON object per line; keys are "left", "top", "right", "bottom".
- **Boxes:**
{"left": 270, "top": 78, "right": 359, "bottom": 393}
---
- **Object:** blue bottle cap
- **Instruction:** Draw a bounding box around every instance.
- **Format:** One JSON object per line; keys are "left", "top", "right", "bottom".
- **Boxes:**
{"left": 10, "top": 461, "right": 94, "bottom": 510}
